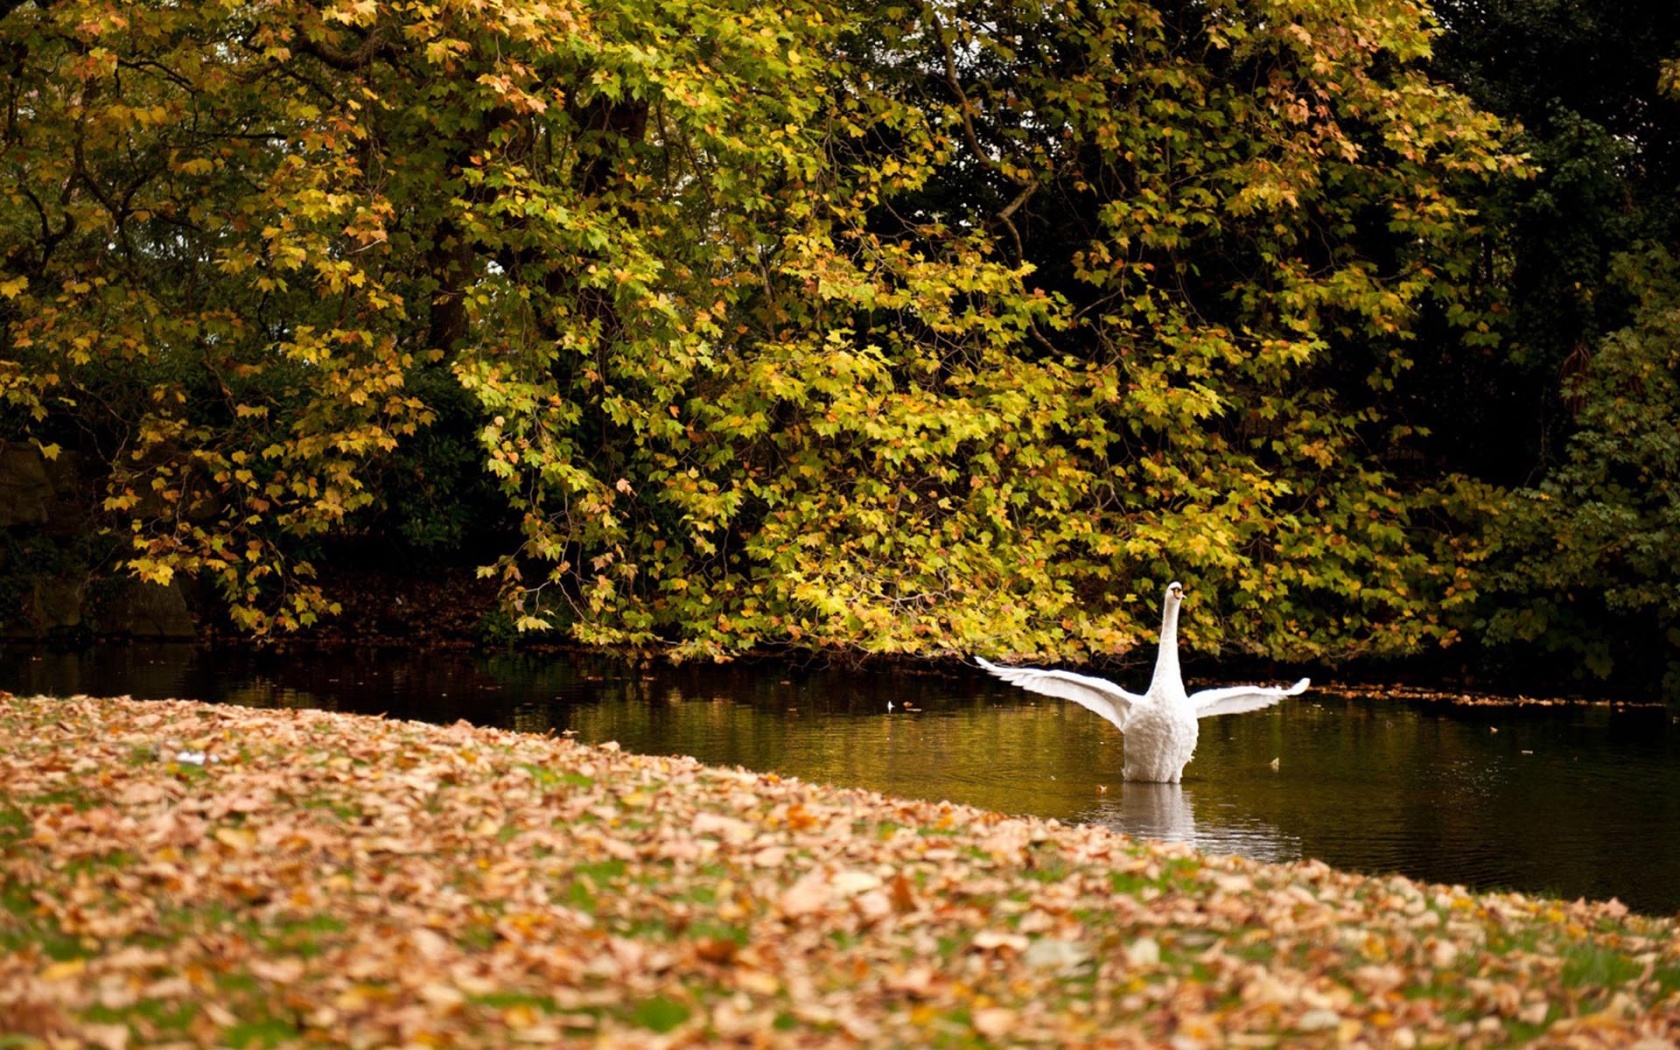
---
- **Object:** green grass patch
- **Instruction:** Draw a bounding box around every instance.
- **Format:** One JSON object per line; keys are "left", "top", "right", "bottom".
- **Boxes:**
{"left": 0, "top": 805, "right": 28, "bottom": 844}
{"left": 63, "top": 849, "right": 136, "bottom": 877}
{"left": 564, "top": 859, "right": 628, "bottom": 911}
{"left": 1229, "top": 936, "right": 1277, "bottom": 964}
{"left": 686, "top": 919, "right": 748, "bottom": 946}
{"left": 1109, "top": 857, "right": 1201, "bottom": 897}
{"left": 1655, "top": 965, "right": 1680, "bottom": 997}
{"left": 299, "top": 795, "right": 363, "bottom": 822}
{"left": 1108, "top": 871, "right": 1151, "bottom": 895}
{"left": 161, "top": 900, "right": 244, "bottom": 937}
{"left": 0, "top": 877, "right": 93, "bottom": 960}
{"left": 1560, "top": 943, "right": 1645, "bottom": 990}
{"left": 258, "top": 913, "right": 348, "bottom": 958}
{"left": 1161, "top": 858, "right": 1202, "bottom": 884}
{"left": 628, "top": 994, "right": 690, "bottom": 1033}
{"left": 28, "top": 787, "right": 101, "bottom": 812}
{"left": 1023, "top": 856, "right": 1070, "bottom": 883}
{"left": 86, "top": 996, "right": 199, "bottom": 1034}
{"left": 458, "top": 920, "right": 498, "bottom": 951}
{"left": 467, "top": 990, "right": 559, "bottom": 1011}
{"left": 0, "top": 879, "right": 35, "bottom": 917}
{"left": 214, "top": 970, "right": 264, "bottom": 995}
{"left": 221, "top": 1016, "right": 302, "bottom": 1048}
{"left": 682, "top": 883, "right": 717, "bottom": 905}
{"left": 517, "top": 763, "right": 595, "bottom": 790}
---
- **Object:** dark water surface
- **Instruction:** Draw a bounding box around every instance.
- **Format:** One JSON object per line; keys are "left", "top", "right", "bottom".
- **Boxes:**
{"left": 5, "top": 645, "right": 1678, "bottom": 915}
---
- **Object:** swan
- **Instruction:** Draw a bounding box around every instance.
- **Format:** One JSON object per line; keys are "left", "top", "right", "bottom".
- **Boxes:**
{"left": 977, "top": 582, "right": 1308, "bottom": 783}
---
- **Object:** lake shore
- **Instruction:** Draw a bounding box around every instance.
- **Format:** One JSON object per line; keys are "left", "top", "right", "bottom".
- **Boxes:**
{"left": 2, "top": 693, "right": 1677, "bottom": 1049}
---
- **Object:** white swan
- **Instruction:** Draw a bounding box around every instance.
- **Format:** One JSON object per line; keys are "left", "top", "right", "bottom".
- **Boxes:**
{"left": 977, "top": 582, "right": 1308, "bottom": 783}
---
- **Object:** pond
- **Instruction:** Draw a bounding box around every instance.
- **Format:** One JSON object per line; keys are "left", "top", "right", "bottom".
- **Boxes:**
{"left": 4, "top": 645, "right": 1678, "bottom": 915}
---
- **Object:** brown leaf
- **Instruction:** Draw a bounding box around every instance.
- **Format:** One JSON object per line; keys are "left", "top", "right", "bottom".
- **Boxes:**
{"left": 79, "top": 1023, "right": 129, "bottom": 1050}
{"left": 973, "top": 1007, "right": 1017, "bottom": 1040}
{"left": 694, "top": 937, "right": 739, "bottom": 964}
{"left": 778, "top": 871, "right": 831, "bottom": 917}
{"left": 890, "top": 870, "right": 916, "bottom": 913}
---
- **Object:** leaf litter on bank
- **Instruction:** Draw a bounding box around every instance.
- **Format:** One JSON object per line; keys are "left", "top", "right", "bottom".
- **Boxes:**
{"left": 1314, "top": 684, "right": 1667, "bottom": 709}
{"left": 1, "top": 693, "right": 1677, "bottom": 1049}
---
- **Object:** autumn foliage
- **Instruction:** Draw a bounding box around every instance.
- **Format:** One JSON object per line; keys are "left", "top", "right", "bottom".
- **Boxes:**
{"left": 1, "top": 0, "right": 1532, "bottom": 661}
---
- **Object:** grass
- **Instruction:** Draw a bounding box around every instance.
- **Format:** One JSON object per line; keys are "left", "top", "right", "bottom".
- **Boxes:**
{"left": 1560, "top": 942, "right": 1646, "bottom": 990}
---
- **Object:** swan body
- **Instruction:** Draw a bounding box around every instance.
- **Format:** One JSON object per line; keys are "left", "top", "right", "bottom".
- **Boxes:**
{"left": 977, "top": 582, "right": 1309, "bottom": 783}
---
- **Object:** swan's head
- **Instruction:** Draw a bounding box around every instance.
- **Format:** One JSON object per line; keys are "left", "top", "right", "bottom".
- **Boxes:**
{"left": 1166, "top": 581, "right": 1184, "bottom": 606}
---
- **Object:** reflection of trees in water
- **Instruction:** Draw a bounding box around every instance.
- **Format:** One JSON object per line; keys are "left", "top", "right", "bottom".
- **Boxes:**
{"left": 1084, "top": 783, "right": 1301, "bottom": 865}
{"left": 223, "top": 680, "right": 335, "bottom": 712}
{"left": 560, "top": 693, "right": 1119, "bottom": 818}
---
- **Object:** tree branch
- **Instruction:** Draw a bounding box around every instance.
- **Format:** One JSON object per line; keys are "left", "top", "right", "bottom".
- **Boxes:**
{"left": 295, "top": 25, "right": 399, "bottom": 72}
{"left": 928, "top": 11, "right": 1039, "bottom": 263}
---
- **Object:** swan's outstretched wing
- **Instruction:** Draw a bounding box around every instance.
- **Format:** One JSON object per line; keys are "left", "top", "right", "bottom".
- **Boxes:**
{"left": 1191, "top": 678, "right": 1309, "bottom": 719}
{"left": 975, "top": 657, "right": 1140, "bottom": 732}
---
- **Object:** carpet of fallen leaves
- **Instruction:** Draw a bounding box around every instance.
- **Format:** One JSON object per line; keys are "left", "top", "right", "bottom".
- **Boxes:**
{"left": 2, "top": 694, "right": 1678, "bottom": 1049}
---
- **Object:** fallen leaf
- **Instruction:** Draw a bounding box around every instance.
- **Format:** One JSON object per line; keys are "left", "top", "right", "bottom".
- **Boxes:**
{"left": 972, "top": 930, "right": 1029, "bottom": 953}
{"left": 213, "top": 825, "right": 255, "bottom": 852}
{"left": 973, "top": 1007, "right": 1017, "bottom": 1039}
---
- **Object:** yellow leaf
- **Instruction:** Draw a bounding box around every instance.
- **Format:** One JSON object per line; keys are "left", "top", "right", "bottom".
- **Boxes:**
{"left": 214, "top": 826, "right": 257, "bottom": 852}
{"left": 41, "top": 958, "right": 86, "bottom": 981}
{"left": 503, "top": 1004, "right": 540, "bottom": 1029}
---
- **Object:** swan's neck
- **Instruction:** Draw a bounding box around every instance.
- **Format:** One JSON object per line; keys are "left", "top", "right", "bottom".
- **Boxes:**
{"left": 1149, "top": 599, "right": 1182, "bottom": 694}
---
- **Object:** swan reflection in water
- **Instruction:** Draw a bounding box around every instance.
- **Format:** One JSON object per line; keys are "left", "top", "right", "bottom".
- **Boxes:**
{"left": 1085, "top": 782, "right": 1300, "bottom": 864}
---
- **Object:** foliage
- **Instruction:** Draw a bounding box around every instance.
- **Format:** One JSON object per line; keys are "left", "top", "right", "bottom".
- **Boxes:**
{"left": 1, "top": 0, "right": 442, "bottom": 632}
{"left": 353, "top": 367, "right": 513, "bottom": 561}
{"left": 453, "top": 0, "right": 1517, "bottom": 661}
{"left": 0, "top": 0, "right": 1519, "bottom": 661}
{"left": 846, "top": 0, "right": 1517, "bottom": 662}
{"left": 1416, "top": 1, "right": 1680, "bottom": 695}
{"left": 1454, "top": 250, "right": 1680, "bottom": 694}
{"left": 1418, "top": 1, "right": 1680, "bottom": 487}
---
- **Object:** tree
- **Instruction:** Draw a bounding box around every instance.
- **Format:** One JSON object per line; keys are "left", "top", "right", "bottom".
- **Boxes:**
{"left": 1455, "top": 250, "right": 1680, "bottom": 693}
{"left": 1424, "top": 0, "right": 1680, "bottom": 481}
{"left": 773, "top": 0, "right": 1518, "bottom": 659}
{"left": 1419, "top": 0, "right": 1680, "bottom": 694}
{"left": 1, "top": 0, "right": 1516, "bottom": 662}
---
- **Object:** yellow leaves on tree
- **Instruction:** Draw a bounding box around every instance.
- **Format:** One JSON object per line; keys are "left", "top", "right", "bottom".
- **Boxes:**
{"left": 0, "top": 0, "right": 1518, "bottom": 657}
